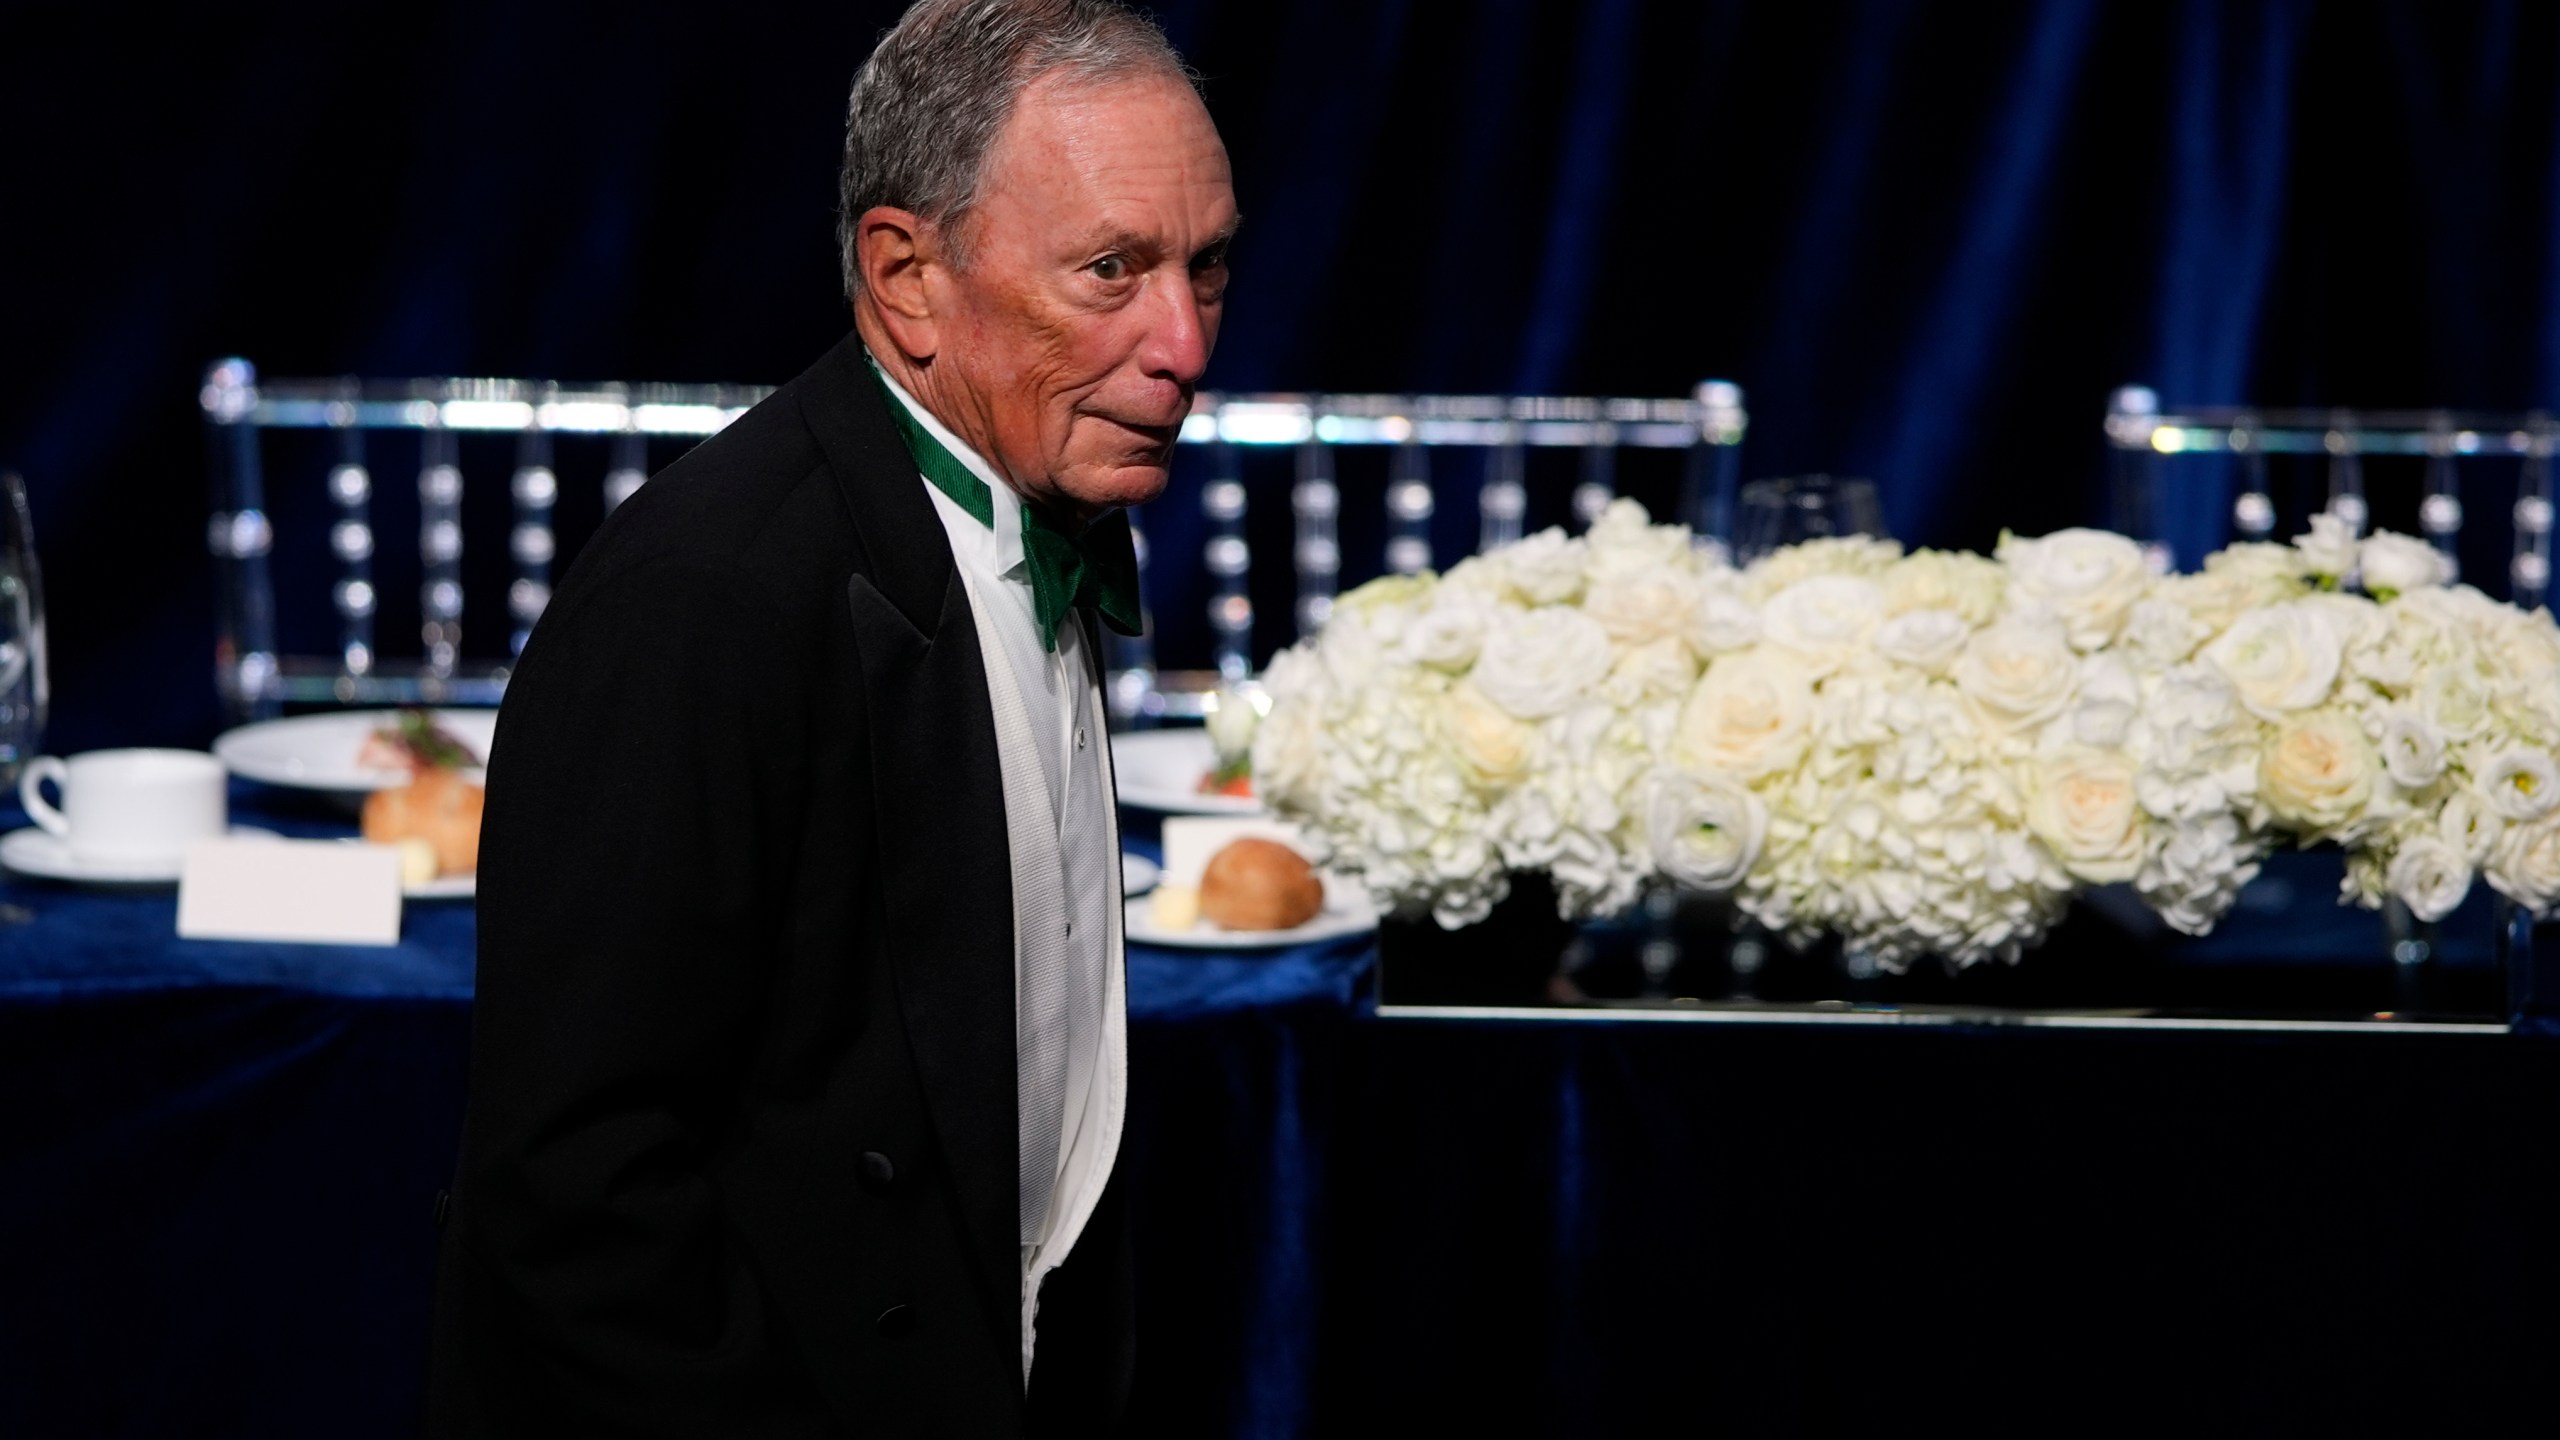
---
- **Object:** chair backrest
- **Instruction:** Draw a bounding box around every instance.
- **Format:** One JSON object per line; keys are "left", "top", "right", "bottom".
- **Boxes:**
{"left": 2105, "top": 386, "right": 2556, "bottom": 607}
{"left": 203, "top": 358, "right": 1746, "bottom": 720}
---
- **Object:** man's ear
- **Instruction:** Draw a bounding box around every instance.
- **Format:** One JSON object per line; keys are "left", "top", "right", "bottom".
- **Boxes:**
{"left": 854, "top": 206, "right": 940, "bottom": 360}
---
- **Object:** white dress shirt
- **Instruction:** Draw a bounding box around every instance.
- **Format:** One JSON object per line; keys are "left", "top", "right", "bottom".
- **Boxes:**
{"left": 872, "top": 361, "right": 1126, "bottom": 1388}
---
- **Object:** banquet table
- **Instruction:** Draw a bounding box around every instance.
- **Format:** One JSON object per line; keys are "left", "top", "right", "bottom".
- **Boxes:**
{"left": 5, "top": 786, "right": 2559, "bottom": 1438}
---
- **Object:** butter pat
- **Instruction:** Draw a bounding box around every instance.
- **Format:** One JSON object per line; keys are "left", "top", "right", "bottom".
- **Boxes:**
{"left": 1150, "top": 884, "right": 1200, "bottom": 932}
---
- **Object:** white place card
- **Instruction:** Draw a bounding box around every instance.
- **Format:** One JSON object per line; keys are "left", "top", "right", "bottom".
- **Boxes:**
{"left": 176, "top": 837, "right": 404, "bottom": 946}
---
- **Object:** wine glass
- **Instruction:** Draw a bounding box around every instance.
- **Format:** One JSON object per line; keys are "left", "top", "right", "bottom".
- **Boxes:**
{"left": 0, "top": 471, "right": 45, "bottom": 787}
{"left": 1732, "top": 474, "right": 1888, "bottom": 563}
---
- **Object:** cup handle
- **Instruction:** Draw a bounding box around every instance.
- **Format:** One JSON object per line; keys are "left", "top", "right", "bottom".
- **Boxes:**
{"left": 20, "top": 756, "right": 68, "bottom": 838}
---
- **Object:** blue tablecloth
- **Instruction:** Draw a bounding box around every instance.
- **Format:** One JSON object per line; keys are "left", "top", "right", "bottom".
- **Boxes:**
{"left": 7, "top": 788, "right": 2559, "bottom": 1437}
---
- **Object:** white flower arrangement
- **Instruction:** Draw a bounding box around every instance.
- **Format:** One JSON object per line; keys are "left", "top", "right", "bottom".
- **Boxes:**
{"left": 1253, "top": 498, "right": 2560, "bottom": 965}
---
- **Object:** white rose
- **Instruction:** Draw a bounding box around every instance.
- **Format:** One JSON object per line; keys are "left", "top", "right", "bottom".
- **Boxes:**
{"left": 1997, "top": 527, "right": 2150, "bottom": 650}
{"left": 2477, "top": 745, "right": 2560, "bottom": 820}
{"left": 1645, "top": 768, "right": 1768, "bottom": 892}
{"left": 2026, "top": 748, "right": 2146, "bottom": 884}
{"left": 1687, "top": 587, "right": 1763, "bottom": 655}
{"left": 2293, "top": 510, "right": 2359, "bottom": 580}
{"left": 2258, "top": 708, "right": 2377, "bottom": 834}
{"left": 1761, "top": 575, "right": 1885, "bottom": 674}
{"left": 2202, "top": 600, "right": 2344, "bottom": 719}
{"left": 2488, "top": 811, "right": 2560, "bottom": 914}
{"left": 1673, "top": 647, "right": 1816, "bottom": 782}
{"left": 1952, "top": 616, "right": 2079, "bottom": 730}
{"left": 1874, "top": 607, "right": 1971, "bottom": 673}
{"left": 1470, "top": 606, "right": 1614, "bottom": 719}
{"left": 2377, "top": 710, "right": 2448, "bottom": 789}
{"left": 1440, "top": 680, "right": 1537, "bottom": 785}
{"left": 1493, "top": 527, "right": 1586, "bottom": 605}
{"left": 2385, "top": 835, "right": 2474, "bottom": 922}
{"left": 1401, "top": 590, "right": 1496, "bottom": 671}
{"left": 1741, "top": 533, "right": 1902, "bottom": 601}
{"left": 2360, "top": 531, "right": 2453, "bottom": 597}
{"left": 1583, "top": 569, "right": 1698, "bottom": 647}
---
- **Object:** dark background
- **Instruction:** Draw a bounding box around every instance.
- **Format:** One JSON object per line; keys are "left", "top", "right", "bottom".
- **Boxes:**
{"left": 8, "top": 0, "right": 2560, "bottom": 754}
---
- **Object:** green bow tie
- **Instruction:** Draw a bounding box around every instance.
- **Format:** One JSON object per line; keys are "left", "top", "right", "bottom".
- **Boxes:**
{"left": 869, "top": 360, "right": 1144, "bottom": 652}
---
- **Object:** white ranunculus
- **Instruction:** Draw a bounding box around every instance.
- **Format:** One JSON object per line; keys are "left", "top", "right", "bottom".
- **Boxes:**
{"left": 1952, "top": 616, "right": 2080, "bottom": 731}
{"left": 2487, "top": 811, "right": 2560, "bottom": 914}
{"left": 1874, "top": 607, "right": 1971, "bottom": 673}
{"left": 1996, "top": 527, "right": 2150, "bottom": 651}
{"left": 1493, "top": 527, "right": 1587, "bottom": 605}
{"left": 2126, "top": 596, "right": 2210, "bottom": 663}
{"left": 2377, "top": 709, "right": 2448, "bottom": 790}
{"left": 1402, "top": 590, "right": 1497, "bottom": 671}
{"left": 2478, "top": 745, "right": 2560, "bottom": 820}
{"left": 1761, "top": 574, "right": 1886, "bottom": 674}
{"left": 2420, "top": 662, "right": 2493, "bottom": 741}
{"left": 2026, "top": 747, "right": 2146, "bottom": 884}
{"left": 2259, "top": 708, "right": 2377, "bottom": 834}
{"left": 2440, "top": 788, "right": 2504, "bottom": 864}
{"left": 1646, "top": 768, "right": 1768, "bottom": 892}
{"left": 1583, "top": 569, "right": 1699, "bottom": 647}
{"left": 2202, "top": 600, "right": 2344, "bottom": 719}
{"left": 2293, "top": 510, "right": 2359, "bottom": 581}
{"left": 1601, "top": 635, "right": 1700, "bottom": 706}
{"left": 1582, "top": 497, "right": 1692, "bottom": 580}
{"left": 1470, "top": 605, "right": 1614, "bottom": 719}
{"left": 2360, "top": 531, "right": 2453, "bottom": 597}
{"left": 1687, "top": 587, "right": 1763, "bottom": 655}
{"left": 1673, "top": 647, "right": 1816, "bottom": 782}
{"left": 2385, "top": 835, "right": 2474, "bottom": 922}
{"left": 1882, "top": 549, "right": 2006, "bottom": 625}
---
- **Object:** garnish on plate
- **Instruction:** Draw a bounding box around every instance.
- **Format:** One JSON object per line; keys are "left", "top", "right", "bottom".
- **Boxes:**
{"left": 357, "top": 708, "right": 483, "bottom": 773}
{"left": 1195, "top": 685, "right": 1264, "bottom": 797}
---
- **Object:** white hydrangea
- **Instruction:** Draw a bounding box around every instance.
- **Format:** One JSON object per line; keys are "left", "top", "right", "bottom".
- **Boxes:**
{"left": 1252, "top": 503, "right": 2560, "bottom": 957}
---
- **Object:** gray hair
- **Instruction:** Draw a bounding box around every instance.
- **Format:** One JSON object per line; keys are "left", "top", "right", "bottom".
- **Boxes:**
{"left": 838, "top": 0, "right": 1198, "bottom": 299}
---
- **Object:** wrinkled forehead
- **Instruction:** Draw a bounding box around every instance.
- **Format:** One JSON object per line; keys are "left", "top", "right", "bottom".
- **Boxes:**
{"left": 975, "top": 67, "right": 1235, "bottom": 244}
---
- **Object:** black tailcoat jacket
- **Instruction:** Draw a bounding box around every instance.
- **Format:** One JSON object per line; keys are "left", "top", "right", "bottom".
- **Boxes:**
{"left": 427, "top": 334, "right": 1135, "bottom": 1438}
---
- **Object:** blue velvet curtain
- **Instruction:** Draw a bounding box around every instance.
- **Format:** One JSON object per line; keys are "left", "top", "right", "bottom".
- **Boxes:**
{"left": 9, "top": 1, "right": 2560, "bottom": 750}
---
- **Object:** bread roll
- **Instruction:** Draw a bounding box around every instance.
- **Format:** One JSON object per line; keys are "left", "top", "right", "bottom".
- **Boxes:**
{"left": 362, "top": 768, "right": 485, "bottom": 876}
{"left": 1197, "top": 837, "right": 1322, "bottom": 931}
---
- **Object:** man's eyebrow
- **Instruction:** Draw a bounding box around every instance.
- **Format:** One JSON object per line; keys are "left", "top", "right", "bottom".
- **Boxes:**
{"left": 1194, "top": 216, "right": 1242, "bottom": 259}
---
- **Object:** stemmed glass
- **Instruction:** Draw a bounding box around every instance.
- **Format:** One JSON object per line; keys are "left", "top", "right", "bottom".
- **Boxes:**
{"left": 1732, "top": 473, "right": 1888, "bottom": 563}
{"left": 0, "top": 472, "right": 46, "bottom": 925}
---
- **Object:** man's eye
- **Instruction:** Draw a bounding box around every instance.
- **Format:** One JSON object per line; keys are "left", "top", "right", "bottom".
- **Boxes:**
{"left": 1090, "top": 255, "right": 1129, "bottom": 282}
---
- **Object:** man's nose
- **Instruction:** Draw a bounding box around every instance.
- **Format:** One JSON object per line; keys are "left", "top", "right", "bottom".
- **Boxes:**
{"left": 1139, "top": 278, "right": 1212, "bottom": 387}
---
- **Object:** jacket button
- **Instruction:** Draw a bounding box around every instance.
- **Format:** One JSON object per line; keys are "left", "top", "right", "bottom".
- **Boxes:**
{"left": 433, "top": 1189, "right": 451, "bottom": 1229}
{"left": 858, "top": 1151, "right": 896, "bottom": 1193}
{"left": 875, "top": 1303, "right": 916, "bottom": 1338}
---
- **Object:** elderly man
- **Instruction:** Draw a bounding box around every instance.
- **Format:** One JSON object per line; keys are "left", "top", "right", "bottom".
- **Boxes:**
{"left": 426, "top": 1, "right": 1235, "bottom": 1434}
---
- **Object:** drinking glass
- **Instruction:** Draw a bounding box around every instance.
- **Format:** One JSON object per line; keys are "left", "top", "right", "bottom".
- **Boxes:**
{"left": 1732, "top": 474, "right": 1888, "bottom": 563}
{"left": 0, "top": 471, "right": 46, "bottom": 788}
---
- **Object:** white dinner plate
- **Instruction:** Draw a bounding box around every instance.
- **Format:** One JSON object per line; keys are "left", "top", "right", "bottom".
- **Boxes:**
{"left": 1120, "top": 852, "right": 1160, "bottom": 897}
{"left": 1122, "top": 878, "right": 1379, "bottom": 951}
{"left": 0, "top": 826, "right": 279, "bottom": 886}
{"left": 214, "top": 708, "right": 498, "bottom": 795}
{"left": 1110, "top": 729, "right": 1262, "bottom": 815}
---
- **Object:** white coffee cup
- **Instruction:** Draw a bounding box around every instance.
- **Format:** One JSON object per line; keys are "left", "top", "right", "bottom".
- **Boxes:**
{"left": 20, "top": 748, "right": 229, "bottom": 864}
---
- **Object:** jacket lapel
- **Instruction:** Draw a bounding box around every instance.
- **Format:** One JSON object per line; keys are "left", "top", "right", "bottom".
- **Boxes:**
{"left": 798, "top": 334, "right": 1021, "bottom": 1370}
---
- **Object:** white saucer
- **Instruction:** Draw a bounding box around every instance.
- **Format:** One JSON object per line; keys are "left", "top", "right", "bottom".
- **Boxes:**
{"left": 0, "top": 826, "right": 280, "bottom": 886}
{"left": 1121, "top": 852, "right": 1161, "bottom": 897}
